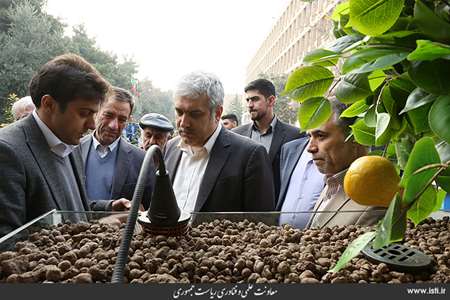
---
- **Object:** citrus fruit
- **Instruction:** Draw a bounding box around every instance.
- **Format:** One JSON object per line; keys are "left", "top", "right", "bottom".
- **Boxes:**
{"left": 344, "top": 155, "right": 400, "bottom": 207}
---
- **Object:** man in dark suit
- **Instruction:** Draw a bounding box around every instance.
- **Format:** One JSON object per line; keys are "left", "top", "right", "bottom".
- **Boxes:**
{"left": 165, "top": 71, "right": 275, "bottom": 212}
{"left": 0, "top": 54, "right": 131, "bottom": 237}
{"left": 276, "top": 138, "right": 325, "bottom": 228}
{"left": 233, "top": 79, "right": 303, "bottom": 199}
{"left": 77, "top": 87, "right": 154, "bottom": 209}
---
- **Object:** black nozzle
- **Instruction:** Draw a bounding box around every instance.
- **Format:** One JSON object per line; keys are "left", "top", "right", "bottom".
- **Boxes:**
{"left": 147, "top": 169, "right": 180, "bottom": 226}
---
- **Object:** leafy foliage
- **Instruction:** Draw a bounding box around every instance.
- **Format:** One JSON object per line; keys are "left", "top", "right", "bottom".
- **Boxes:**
{"left": 285, "top": 0, "right": 450, "bottom": 272}
{"left": 132, "top": 79, "right": 175, "bottom": 124}
{"left": 0, "top": 0, "right": 139, "bottom": 122}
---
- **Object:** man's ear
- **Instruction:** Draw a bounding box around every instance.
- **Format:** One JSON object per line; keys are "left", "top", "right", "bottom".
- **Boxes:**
{"left": 215, "top": 105, "right": 223, "bottom": 121}
{"left": 267, "top": 95, "right": 276, "bottom": 107}
{"left": 40, "top": 95, "right": 57, "bottom": 113}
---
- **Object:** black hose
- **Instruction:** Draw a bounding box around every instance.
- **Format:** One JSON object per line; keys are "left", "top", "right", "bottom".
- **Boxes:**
{"left": 111, "top": 145, "right": 163, "bottom": 283}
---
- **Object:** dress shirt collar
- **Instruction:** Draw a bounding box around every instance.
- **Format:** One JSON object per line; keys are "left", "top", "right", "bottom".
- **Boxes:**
{"left": 91, "top": 132, "right": 120, "bottom": 153}
{"left": 325, "top": 168, "right": 347, "bottom": 198}
{"left": 32, "top": 110, "right": 74, "bottom": 158}
{"left": 252, "top": 115, "right": 277, "bottom": 135}
{"left": 178, "top": 122, "right": 222, "bottom": 157}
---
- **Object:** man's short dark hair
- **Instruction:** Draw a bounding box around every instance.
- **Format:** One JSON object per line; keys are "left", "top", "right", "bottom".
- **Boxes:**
{"left": 330, "top": 97, "right": 356, "bottom": 135}
{"left": 244, "top": 78, "right": 276, "bottom": 98}
{"left": 221, "top": 113, "right": 238, "bottom": 126}
{"left": 110, "top": 86, "right": 134, "bottom": 114}
{"left": 29, "top": 53, "right": 110, "bottom": 111}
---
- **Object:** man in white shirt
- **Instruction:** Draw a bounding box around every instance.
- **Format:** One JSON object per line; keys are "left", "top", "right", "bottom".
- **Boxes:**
{"left": 164, "top": 71, "right": 275, "bottom": 212}
{"left": 277, "top": 137, "right": 325, "bottom": 229}
{"left": 0, "top": 54, "right": 131, "bottom": 238}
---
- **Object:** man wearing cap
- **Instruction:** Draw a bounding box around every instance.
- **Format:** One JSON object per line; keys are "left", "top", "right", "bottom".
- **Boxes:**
{"left": 76, "top": 87, "right": 155, "bottom": 209}
{"left": 139, "top": 113, "right": 174, "bottom": 151}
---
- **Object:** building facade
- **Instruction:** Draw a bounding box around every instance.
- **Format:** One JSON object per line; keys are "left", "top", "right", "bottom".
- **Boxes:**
{"left": 246, "top": 0, "right": 340, "bottom": 83}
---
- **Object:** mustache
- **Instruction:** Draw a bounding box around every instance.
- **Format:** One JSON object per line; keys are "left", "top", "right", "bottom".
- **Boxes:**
{"left": 178, "top": 128, "right": 194, "bottom": 134}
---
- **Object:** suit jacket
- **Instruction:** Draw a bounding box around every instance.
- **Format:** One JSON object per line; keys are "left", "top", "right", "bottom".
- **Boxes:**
{"left": 276, "top": 137, "right": 310, "bottom": 210}
{"left": 76, "top": 135, "right": 155, "bottom": 209}
{"left": 164, "top": 128, "right": 275, "bottom": 212}
{"left": 233, "top": 119, "right": 304, "bottom": 199}
{"left": 0, "top": 116, "right": 110, "bottom": 237}
{"left": 306, "top": 178, "right": 385, "bottom": 229}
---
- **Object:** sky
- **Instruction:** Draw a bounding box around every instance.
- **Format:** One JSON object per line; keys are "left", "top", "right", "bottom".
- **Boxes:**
{"left": 45, "top": 0, "right": 291, "bottom": 94}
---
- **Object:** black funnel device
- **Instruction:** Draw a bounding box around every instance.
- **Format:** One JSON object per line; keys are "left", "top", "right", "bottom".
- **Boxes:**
{"left": 147, "top": 168, "right": 180, "bottom": 226}
{"left": 111, "top": 144, "right": 190, "bottom": 284}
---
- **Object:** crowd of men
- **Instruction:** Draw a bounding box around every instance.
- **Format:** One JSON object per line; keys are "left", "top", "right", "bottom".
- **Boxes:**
{"left": 0, "top": 53, "right": 385, "bottom": 238}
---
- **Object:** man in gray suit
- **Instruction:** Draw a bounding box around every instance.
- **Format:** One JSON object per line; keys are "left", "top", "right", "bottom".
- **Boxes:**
{"left": 165, "top": 71, "right": 275, "bottom": 212}
{"left": 0, "top": 54, "right": 131, "bottom": 237}
{"left": 233, "top": 79, "right": 304, "bottom": 199}
{"left": 305, "top": 100, "right": 384, "bottom": 229}
{"left": 277, "top": 137, "right": 325, "bottom": 228}
{"left": 77, "top": 87, "right": 154, "bottom": 209}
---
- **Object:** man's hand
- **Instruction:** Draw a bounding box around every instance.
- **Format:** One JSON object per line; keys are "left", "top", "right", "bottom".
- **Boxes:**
{"left": 111, "top": 198, "right": 144, "bottom": 211}
{"left": 141, "top": 139, "right": 151, "bottom": 151}
{"left": 111, "top": 198, "right": 131, "bottom": 211}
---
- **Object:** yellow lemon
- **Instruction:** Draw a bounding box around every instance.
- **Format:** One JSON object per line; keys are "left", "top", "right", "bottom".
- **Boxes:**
{"left": 344, "top": 156, "right": 400, "bottom": 207}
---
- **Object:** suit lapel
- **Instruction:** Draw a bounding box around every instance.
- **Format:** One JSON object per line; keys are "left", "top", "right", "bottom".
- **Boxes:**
{"left": 111, "top": 138, "right": 131, "bottom": 198}
{"left": 23, "top": 117, "right": 65, "bottom": 210}
{"left": 268, "top": 121, "right": 285, "bottom": 163}
{"left": 79, "top": 135, "right": 92, "bottom": 165}
{"left": 308, "top": 187, "right": 351, "bottom": 229}
{"left": 276, "top": 139, "right": 308, "bottom": 209}
{"left": 195, "top": 129, "right": 231, "bottom": 212}
{"left": 166, "top": 139, "right": 182, "bottom": 182}
{"left": 69, "top": 152, "right": 90, "bottom": 210}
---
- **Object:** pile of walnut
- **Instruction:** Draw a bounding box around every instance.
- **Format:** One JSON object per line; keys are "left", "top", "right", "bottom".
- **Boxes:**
{"left": 0, "top": 217, "right": 449, "bottom": 283}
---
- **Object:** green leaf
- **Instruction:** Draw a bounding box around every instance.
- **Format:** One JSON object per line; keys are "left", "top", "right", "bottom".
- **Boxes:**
{"left": 400, "top": 88, "right": 437, "bottom": 114}
{"left": 375, "top": 112, "right": 391, "bottom": 146}
{"left": 436, "top": 141, "right": 450, "bottom": 163}
{"left": 437, "top": 172, "right": 450, "bottom": 193}
{"left": 329, "top": 34, "right": 364, "bottom": 53}
{"left": 401, "top": 137, "right": 441, "bottom": 205}
{"left": 414, "top": 0, "right": 450, "bottom": 43}
{"left": 372, "top": 194, "right": 407, "bottom": 249}
{"left": 395, "top": 135, "right": 414, "bottom": 169}
{"left": 407, "top": 40, "right": 450, "bottom": 61}
{"left": 341, "top": 100, "right": 369, "bottom": 118}
{"left": 349, "top": 0, "right": 405, "bottom": 36}
{"left": 350, "top": 119, "right": 375, "bottom": 146}
{"left": 407, "top": 186, "right": 438, "bottom": 226}
{"left": 364, "top": 105, "right": 377, "bottom": 127}
{"left": 409, "top": 59, "right": 450, "bottom": 95}
{"left": 332, "top": 1, "right": 350, "bottom": 21}
{"left": 303, "top": 49, "right": 339, "bottom": 67}
{"left": 329, "top": 231, "right": 376, "bottom": 273}
{"left": 376, "top": 30, "right": 420, "bottom": 39}
{"left": 343, "top": 48, "right": 404, "bottom": 74}
{"left": 407, "top": 103, "right": 432, "bottom": 135}
{"left": 353, "top": 52, "right": 409, "bottom": 74}
{"left": 368, "top": 70, "right": 386, "bottom": 91}
{"left": 436, "top": 141, "right": 450, "bottom": 193}
{"left": 297, "top": 97, "right": 332, "bottom": 130}
{"left": 429, "top": 96, "right": 450, "bottom": 145}
{"left": 284, "top": 66, "right": 334, "bottom": 103}
{"left": 389, "top": 73, "right": 416, "bottom": 107}
{"left": 336, "top": 73, "right": 372, "bottom": 104}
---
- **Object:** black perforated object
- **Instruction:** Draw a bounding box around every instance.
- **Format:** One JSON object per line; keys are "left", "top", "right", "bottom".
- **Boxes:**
{"left": 362, "top": 243, "right": 434, "bottom": 273}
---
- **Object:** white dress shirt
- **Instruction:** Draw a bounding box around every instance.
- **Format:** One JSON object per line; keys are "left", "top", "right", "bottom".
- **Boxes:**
{"left": 173, "top": 123, "right": 222, "bottom": 212}
{"left": 279, "top": 150, "right": 325, "bottom": 228}
{"left": 91, "top": 133, "right": 120, "bottom": 158}
{"left": 32, "top": 110, "right": 74, "bottom": 158}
